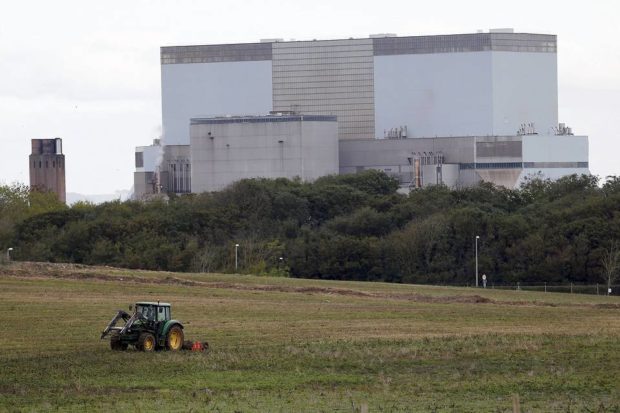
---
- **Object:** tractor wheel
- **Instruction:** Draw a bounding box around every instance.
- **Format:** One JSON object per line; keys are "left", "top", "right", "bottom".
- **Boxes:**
{"left": 166, "top": 325, "right": 184, "bottom": 351}
{"left": 110, "top": 332, "right": 128, "bottom": 351}
{"left": 137, "top": 332, "right": 156, "bottom": 352}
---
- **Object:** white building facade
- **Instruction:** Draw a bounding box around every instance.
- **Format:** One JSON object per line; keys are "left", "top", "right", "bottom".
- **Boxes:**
{"left": 132, "top": 31, "right": 588, "bottom": 197}
{"left": 160, "top": 31, "right": 559, "bottom": 144}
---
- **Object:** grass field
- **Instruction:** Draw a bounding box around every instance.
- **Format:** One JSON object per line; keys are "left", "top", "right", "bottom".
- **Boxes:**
{"left": 0, "top": 262, "right": 619, "bottom": 412}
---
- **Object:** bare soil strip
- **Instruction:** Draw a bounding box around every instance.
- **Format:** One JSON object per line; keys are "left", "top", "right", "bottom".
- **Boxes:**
{"left": 1, "top": 262, "right": 618, "bottom": 309}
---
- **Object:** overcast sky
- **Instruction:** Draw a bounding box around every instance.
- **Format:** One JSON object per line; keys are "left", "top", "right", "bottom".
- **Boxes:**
{"left": 1, "top": 0, "right": 619, "bottom": 195}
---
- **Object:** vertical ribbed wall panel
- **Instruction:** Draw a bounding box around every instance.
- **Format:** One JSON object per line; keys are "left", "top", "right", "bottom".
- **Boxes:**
{"left": 272, "top": 39, "right": 375, "bottom": 140}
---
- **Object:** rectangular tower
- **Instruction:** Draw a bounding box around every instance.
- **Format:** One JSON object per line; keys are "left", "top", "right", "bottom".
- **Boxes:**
{"left": 29, "top": 138, "right": 66, "bottom": 203}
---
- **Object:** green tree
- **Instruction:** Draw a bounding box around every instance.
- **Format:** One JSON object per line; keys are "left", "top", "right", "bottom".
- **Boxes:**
{"left": 0, "top": 183, "right": 66, "bottom": 254}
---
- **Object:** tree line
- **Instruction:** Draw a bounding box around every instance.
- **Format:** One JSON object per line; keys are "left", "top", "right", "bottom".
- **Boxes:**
{"left": 1, "top": 171, "right": 620, "bottom": 286}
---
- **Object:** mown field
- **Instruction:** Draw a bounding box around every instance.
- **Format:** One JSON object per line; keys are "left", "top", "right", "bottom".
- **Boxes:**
{"left": 0, "top": 262, "right": 619, "bottom": 412}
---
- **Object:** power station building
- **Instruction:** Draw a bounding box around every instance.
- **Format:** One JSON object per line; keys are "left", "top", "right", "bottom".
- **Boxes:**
{"left": 134, "top": 30, "right": 589, "bottom": 197}
{"left": 135, "top": 114, "right": 339, "bottom": 197}
{"left": 29, "top": 138, "right": 66, "bottom": 203}
{"left": 191, "top": 115, "right": 338, "bottom": 192}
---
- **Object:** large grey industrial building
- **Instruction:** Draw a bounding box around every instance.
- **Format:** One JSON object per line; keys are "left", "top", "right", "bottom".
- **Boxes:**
{"left": 134, "top": 29, "right": 589, "bottom": 198}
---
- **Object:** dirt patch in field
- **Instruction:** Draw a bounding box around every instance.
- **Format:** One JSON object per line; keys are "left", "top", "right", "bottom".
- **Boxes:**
{"left": 0, "top": 262, "right": 199, "bottom": 286}
{"left": 2, "top": 262, "right": 486, "bottom": 305}
{"left": 205, "top": 282, "right": 372, "bottom": 297}
{"left": 594, "top": 303, "right": 620, "bottom": 309}
{"left": 0, "top": 263, "right": 499, "bottom": 305}
{"left": 1, "top": 262, "right": 618, "bottom": 309}
{"left": 396, "top": 294, "right": 493, "bottom": 304}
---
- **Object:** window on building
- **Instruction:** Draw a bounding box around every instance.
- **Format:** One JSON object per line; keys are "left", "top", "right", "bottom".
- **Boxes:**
{"left": 135, "top": 152, "right": 144, "bottom": 168}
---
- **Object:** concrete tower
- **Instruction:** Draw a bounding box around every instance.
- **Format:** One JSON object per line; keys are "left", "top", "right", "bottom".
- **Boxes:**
{"left": 29, "top": 138, "right": 66, "bottom": 203}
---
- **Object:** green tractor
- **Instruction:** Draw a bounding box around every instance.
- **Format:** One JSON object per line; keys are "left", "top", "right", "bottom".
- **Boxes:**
{"left": 100, "top": 301, "right": 184, "bottom": 351}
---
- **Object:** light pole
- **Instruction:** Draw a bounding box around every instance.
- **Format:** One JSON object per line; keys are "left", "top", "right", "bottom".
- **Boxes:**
{"left": 475, "top": 236, "right": 480, "bottom": 287}
{"left": 235, "top": 244, "right": 239, "bottom": 271}
{"left": 6, "top": 248, "right": 13, "bottom": 262}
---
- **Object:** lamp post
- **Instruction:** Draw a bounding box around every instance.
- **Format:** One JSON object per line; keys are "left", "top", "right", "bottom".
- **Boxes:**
{"left": 235, "top": 244, "right": 239, "bottom": 271}
{"left": 475, "top": 236, "right": 480, "bottom": 287}
{"left": 6, "top": 248, "right": 13, "bottom": 262}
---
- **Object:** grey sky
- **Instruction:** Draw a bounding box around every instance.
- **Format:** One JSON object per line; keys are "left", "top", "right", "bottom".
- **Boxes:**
{"left": 1, "top": 0, "right": 619, "bottom": 194}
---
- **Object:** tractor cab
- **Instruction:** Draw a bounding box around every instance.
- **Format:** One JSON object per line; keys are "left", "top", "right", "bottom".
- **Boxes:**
{"left": 135, "top": 302, "right": 171, "bottom": 323}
